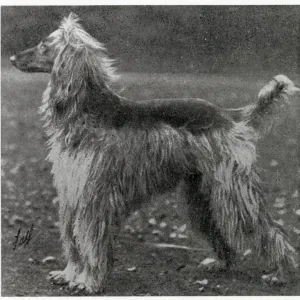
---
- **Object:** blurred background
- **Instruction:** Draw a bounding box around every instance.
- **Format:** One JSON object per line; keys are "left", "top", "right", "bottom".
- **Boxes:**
{"left": 2, "top": 6, "right": 300, "bottom": 74}
{"left": 2, "top": 6, "right": 300, "bottom": 296}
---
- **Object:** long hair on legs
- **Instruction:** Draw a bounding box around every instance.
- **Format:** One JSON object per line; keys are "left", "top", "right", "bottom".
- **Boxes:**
{"left": 10, "top": 12, "right": 299, "bottom": 294}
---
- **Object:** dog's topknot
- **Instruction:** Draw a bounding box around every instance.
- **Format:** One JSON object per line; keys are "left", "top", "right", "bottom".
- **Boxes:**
{"left": 60, "top": 12, "right": 82, "bottom": 33}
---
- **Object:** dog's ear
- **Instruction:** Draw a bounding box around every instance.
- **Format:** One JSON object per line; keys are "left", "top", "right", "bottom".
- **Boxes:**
{"left": 51, "top": 42, "right": 119, "bottom": 119}
{"left": 50, "top": 43, "right": 87, "bottom": 117}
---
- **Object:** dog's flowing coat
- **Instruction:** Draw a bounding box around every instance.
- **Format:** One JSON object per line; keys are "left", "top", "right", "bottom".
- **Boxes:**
{"left": 10, "top": 13, "right": 299, "bottom": 294}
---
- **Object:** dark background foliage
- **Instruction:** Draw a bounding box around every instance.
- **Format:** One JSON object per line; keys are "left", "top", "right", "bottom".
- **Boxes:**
{"left": 2, "top": 6, "right": 300, "bottom": 74}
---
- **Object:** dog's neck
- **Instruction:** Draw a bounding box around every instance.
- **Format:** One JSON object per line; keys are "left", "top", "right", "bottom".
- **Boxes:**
{"left": 39, "top": 78, "right": 121, "bottom": 149}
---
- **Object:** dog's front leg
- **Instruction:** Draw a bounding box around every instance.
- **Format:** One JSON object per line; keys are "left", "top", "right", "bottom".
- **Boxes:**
{"left": 66, "top": 191, "right": 118, "bottom": 295}
{"left": 48, "top": 198, "right": 83, "bottom": 285}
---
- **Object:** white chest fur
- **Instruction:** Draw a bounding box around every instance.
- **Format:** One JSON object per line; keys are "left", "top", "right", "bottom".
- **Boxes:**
{"left": 47, "top": 139, "right": 95, "bottom": 208}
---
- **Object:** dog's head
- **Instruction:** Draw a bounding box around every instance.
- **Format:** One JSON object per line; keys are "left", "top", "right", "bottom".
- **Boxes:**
{"left": 11, "top": 12, "right": 118, "bottom": 120}
{"left": 10, "top": 12, "right": 114, "bottom": 76}
{"left": 9, "top": 12, "right": 77, "bottom": 73}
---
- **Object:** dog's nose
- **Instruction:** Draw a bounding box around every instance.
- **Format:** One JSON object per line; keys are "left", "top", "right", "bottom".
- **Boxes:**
{"left": 10, "top": 55, "right": 16, "bottom": 64}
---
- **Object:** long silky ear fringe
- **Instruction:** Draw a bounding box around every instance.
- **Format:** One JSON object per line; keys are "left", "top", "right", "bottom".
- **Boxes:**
{"left": 47, "top": 17, "right": 118, "bottom": 126}
{"left": 209, "top": 123, "right": 298, "bottom": 271}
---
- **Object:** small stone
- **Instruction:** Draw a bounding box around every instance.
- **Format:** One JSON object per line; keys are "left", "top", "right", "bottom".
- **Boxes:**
{"left": 270, "top": 160, "right": 279, "bottom": 167}
{"left": 274, "top": 219, "right": 284, "bottom": 226}
{"left": 243, "top": 249, "right": 252, "bottom": 256}
{"left": 25, "top": 201, "right": 31, "bottom": 207}
{"left": 152, "top": 229, "right": 163, "bottom": 236}
{"left": 277, "top": 209, "right": 287, "bottom": 215}
{"left": 169, "top": 232, "right": 177, "bottom": 238}
{"left": 274, "top": 197, "right": 285, "bottom": 209}
{"left": 42, "top": 256, "right": 56, "bottom": 263}
{"left": 178, "top": 234, "right": 188, "bottom": 239}
{"left": 148, "top": 218, "right": 157, "bottom": 226}
{"left": 159, "top": 222, "right": 167, "bottom": 228}
{"left": 293, "top": 227, "right": 300, "bottom": 235}
{"left": 124, "top": 224, "right": 135, "bottom": 233}
{"left": 127, "top": 266, "right": 136, "bottom": 272}
{"left": 200, "top": 257, "right": 216, "bottom": 266}
{"left": 195, "top": 279, "right": 209, "bottom": 286}
{"left": 178, "top": 224, "right": 187, "bottom": 233}
{"left": 41, "top": 189, "right": 52, "bottom": 197}
{"left": 295, "top": 209, "right": 300, "bottom": 218}
{"left": 159, "top": 271, "right": 167, "bottom": 276}
{"left": 28, "top": 258, "right": 36, "bottom": 263}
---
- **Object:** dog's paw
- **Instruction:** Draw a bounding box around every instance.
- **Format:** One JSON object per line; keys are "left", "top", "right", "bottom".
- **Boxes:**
{"left": 47, "top": 270, "right": 70, "bottom": 285}
{"left": 68, "top": 281, "right": 89, "bottom": 295}
{"left": 67, "top": 272, "right": 104, "bottom": 295}
{"left": 261, "top": 273, "right": 287, "bottom": 285}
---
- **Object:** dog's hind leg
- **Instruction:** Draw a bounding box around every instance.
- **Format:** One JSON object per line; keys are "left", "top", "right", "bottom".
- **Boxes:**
{"left": 48, "top": 201, "right": 82, "bottom": 285}
{"left": 211, "top": 163, "right": 298, "bottom": 284}
{"left": 185, "top": 174, "right": 236, "bottom": 269}
{"left": 254, "top": 190, "right": 299, "bottom": 283}
{"left": 208, "top": 125, "right": 299, "bottom": 283}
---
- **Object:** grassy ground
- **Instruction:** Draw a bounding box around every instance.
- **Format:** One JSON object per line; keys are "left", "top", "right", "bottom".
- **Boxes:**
{"left": 2, "top": 60, "right": 300, "bottom": 296}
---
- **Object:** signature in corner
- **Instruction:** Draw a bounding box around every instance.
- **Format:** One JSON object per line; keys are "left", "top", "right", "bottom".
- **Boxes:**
{"left": 13, "top": 224, "right": 34, "bottom": 250}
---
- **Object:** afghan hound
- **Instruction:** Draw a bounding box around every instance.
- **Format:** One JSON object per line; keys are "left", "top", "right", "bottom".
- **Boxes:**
{"left": 10, "top": 13, "right": 299, "bottom": 294}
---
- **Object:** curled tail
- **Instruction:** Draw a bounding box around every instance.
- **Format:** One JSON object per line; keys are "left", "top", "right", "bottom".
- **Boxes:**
{"left": 225, "top": 75, "right": 299, "bottom": 137}
{"left": 248, "top": 75, "right": 299, "bottom": 135}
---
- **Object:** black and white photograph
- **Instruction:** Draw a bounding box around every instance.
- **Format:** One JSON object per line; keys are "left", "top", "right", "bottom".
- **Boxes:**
{"left": 2, "top": 5, "right": 300, "bottom": 296}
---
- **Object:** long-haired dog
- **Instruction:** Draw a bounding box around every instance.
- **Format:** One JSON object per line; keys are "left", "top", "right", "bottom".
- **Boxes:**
{"left": 10, "top": 13, "right": 299, "bottom": 294}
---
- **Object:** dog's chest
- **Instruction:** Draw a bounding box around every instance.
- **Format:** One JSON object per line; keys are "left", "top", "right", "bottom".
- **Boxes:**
{"left": 47, "top": 139, "right": 95, "bottom": 207}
